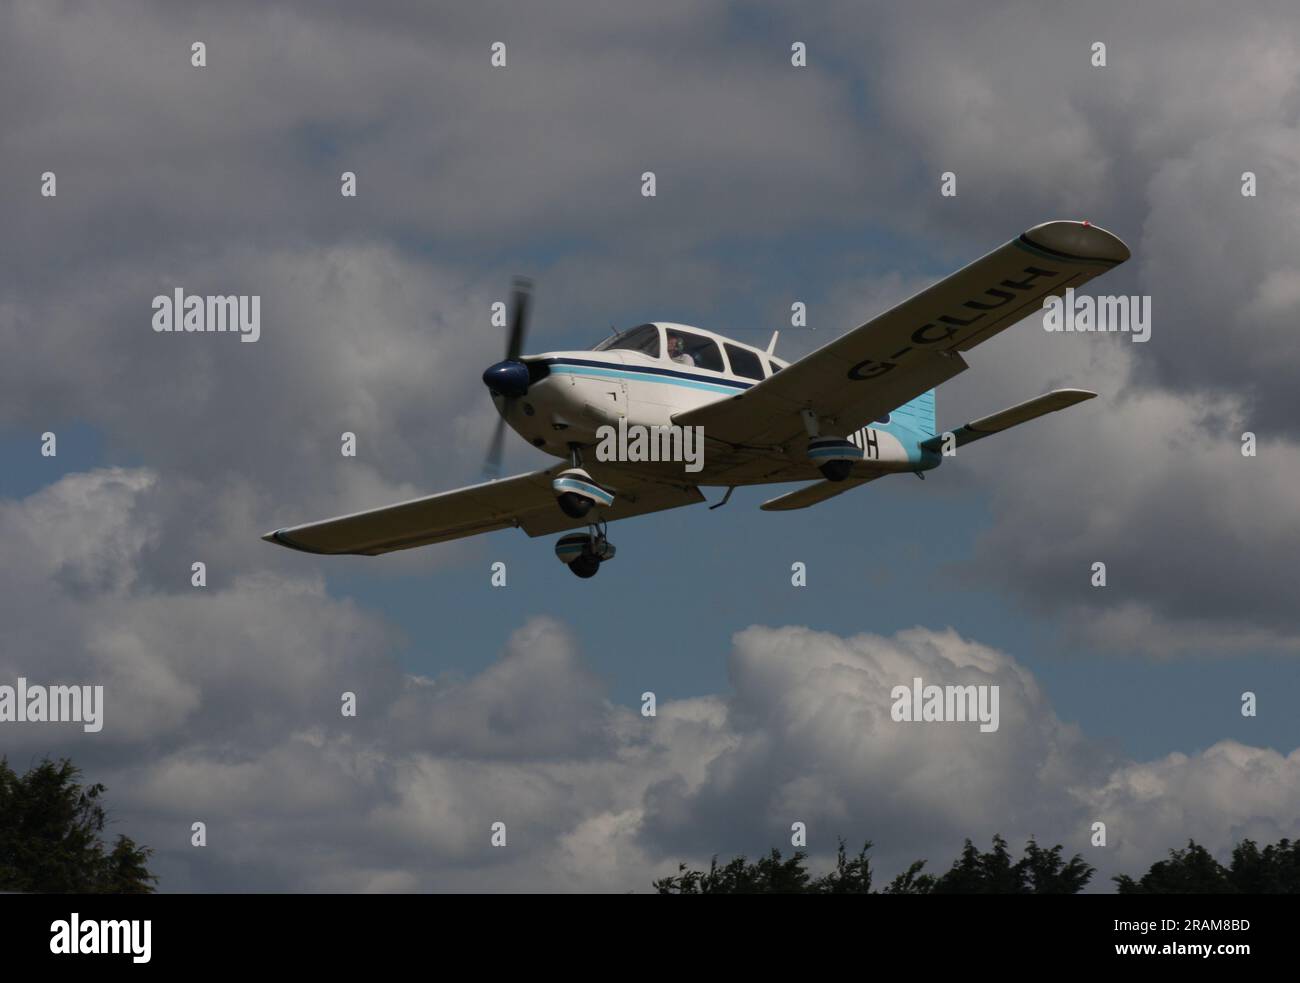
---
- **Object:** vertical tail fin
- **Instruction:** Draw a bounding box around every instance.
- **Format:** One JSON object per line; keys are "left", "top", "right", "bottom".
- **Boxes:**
{"left": 892, "top": 388, "right": 936, "bottom": 437}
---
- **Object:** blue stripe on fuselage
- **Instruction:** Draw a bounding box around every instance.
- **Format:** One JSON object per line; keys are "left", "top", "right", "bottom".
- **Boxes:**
{"left": 546, "top": 356, "right": 940, "bottom": 469}
{"left": 543, "top": 357, "right": 754, "bottom": 395}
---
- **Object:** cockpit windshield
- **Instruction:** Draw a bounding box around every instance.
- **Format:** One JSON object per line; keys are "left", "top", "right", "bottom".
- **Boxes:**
{"left": 592, "top": 323, "right": 660, "bottom": 358}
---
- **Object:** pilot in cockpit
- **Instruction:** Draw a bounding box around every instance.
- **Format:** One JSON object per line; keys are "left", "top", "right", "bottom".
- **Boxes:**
{"left": 667, "top": 331, "right": 695, "bottom": 366}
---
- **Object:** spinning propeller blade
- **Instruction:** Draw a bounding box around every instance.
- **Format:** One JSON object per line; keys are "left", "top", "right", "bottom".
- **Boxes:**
{"left": 483, "top": 277, "right": 533, "bottom": 477}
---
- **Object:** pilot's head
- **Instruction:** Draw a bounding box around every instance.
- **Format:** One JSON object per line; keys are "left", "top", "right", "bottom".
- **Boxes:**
{"left": 667, "top": 333, "right": 684, "bottom": 357}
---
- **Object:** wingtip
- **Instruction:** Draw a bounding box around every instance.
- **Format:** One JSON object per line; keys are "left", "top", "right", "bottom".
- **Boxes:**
{"left": 1022, "top": 220, "right": 1131, "bottom": 264}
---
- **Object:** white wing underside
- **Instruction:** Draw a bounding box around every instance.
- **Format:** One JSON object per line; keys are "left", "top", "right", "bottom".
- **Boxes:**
{"left": 263, "top": 466, "right": 704, "bottom": 556}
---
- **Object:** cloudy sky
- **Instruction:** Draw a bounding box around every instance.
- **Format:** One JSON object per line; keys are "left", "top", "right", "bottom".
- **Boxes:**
{"left": 3, "top": 0, "right": 1300, "bottom": 891}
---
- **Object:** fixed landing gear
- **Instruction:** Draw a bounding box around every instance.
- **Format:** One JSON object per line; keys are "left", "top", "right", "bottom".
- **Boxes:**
{"left": 557, "top": 491, "right": 593, "bottom": 519}
{"left": 551, "top": 444, "right": 615, "bottom": 519}
{"left": 555, "top": 521, "right": 616, "bottom": 579}
{"left": 819, "top": 460, "right": 853, "bottom": 482}
{"left": 807, "top": 435, "right": 860, "bottom": 483}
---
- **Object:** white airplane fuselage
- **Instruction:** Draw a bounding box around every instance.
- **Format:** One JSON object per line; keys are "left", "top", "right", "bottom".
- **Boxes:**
{"left": 490, "top": 321, "right": 924, "bottom": 485}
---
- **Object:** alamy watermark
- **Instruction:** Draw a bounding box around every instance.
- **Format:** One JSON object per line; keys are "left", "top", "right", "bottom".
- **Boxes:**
{"left": 595, "top": 418, "right": 704, "bottom": 473}
{"left": 152, "top": 288, "right": 260, "bottom": 342}
{"left": 50, "top": 914, "right": 150, "bottom": 963}
{"left": 1043, "top": 288, "right": 1150, "bottom": 343}
{"left": 0, "top": 677, "right": 103, "bottom": 732}
{"left": 890, "top": 676, "right": 1000, "bottom": 733}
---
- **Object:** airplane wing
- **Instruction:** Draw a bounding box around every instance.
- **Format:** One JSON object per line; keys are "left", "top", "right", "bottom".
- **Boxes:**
{"left": 673, "top": 221, "right": 1129, "bottom": 448}
{"left": 262, "top": 467, "right": 705, "bottom": 556}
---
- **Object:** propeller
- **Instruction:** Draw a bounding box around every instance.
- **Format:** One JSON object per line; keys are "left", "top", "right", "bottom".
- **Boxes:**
{"left": 482, "top": 277, "right": 533, "bottom": 477}
{"left": 505, "top": 276, "right": 530, "bottom": 362}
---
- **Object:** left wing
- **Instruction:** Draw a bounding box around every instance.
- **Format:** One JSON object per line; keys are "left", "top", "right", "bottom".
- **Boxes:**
{"left": 263, "top": 466, "right": 704, "bottom": 556}
{"left": 673, "top": 220, "right": 1128, "bottom": 449}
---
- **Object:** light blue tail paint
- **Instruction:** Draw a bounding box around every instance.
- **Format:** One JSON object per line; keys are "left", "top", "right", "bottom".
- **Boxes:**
{"left": 890, "top": 388, "right": 936, "bottom": 438}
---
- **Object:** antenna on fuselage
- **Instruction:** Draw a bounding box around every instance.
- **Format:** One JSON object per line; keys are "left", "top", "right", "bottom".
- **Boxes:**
{"left": 766, "top": 330, "right": 779, "bottom": 355}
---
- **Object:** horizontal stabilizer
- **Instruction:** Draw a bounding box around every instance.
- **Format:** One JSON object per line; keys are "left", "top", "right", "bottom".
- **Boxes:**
{"left": 922, "top": 388, "right": 1095, "bottom": 452}
{"left": 760, "top": 474, "right": 883, "bottom": 511}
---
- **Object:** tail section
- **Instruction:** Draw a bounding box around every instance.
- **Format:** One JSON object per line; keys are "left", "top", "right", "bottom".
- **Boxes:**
{"left": 892, "top": 388, "right": 936, "bottom": 437}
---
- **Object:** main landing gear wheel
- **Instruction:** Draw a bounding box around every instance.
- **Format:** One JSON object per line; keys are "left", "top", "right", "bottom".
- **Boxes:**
{"left": 551, "top": 462, "right": 613, "bottom": 519}
{"left": 557, "top": 491, "right": 593, "bottom": 519}
{"left": 819, "top": 460, "right": 853, "bottom": 482}
{"left": 569, "top": 553, "right": 601, "bottom": 578}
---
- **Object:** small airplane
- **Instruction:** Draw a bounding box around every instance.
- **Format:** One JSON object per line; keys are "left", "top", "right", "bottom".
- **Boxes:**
{"left": 263, "top": 220, "right": 1130, "bottom": 578}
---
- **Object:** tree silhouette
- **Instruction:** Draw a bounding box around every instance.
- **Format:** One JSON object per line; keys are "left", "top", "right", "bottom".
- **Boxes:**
{"left": 655, "top": 835, "right": 1092, "bottom": 894}
{"left": 1114, "top": 841, "right": 1229, "bottom": 894}
{"left": 0, "top": 756, "right": 157, "bottom": 893}
{"left": 1226, "top": 838, "right": 1300, "bottom": 893}
{"left": 1115, "top": 838, "right": 1300, "bottom": 894}
{"left": 659, "top": 834, "right": 1300, "bottom": 894}
{"left": 809, "top": 839, "right": 874, "bottom": 893}
{"left": 1020, "top": 839, "right": 1095, "bottom": 894}
{"left": 654, "top": 847, "right": 812, "bottom": 894}
{"left": 881, "top": 860, "right": 937, "bottom": 895}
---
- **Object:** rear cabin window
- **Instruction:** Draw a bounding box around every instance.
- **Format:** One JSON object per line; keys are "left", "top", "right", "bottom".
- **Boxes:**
{"left": 725, "top": 344, "right": 765, "bottom": 381}
{"left": 767, "top": 360, "right": 783, "bottom": 375}
{"left": 665, "top": 330, "right": 724, "bottom": 372}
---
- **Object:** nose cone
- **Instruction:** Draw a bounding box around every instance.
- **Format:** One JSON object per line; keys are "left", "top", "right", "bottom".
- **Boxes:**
{"left": 482, "top": 360, "right": 530, "bottom": 399}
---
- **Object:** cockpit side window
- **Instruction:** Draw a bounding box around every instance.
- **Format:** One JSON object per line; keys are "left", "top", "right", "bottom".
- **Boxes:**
{"left": 666, "top": 330, "right": 724, "bottom": 372}
{"left": 593, "top": 323, "right": 660, "bottom": 358}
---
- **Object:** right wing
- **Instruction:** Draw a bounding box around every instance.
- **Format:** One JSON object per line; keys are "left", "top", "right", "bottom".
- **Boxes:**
{"left": 674, "top": 221, "right": 1129, "bottom": 449}
{"left": 262, "top": 467, "right": 704, "bottom": 556}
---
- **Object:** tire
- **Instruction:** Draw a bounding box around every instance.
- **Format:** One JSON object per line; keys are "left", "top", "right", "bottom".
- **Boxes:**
{"left": 819, "top": 460, "right": 853, "bottom": 482}
{"left": 557, "top": 491, "right": 593, "bottom": 518}
{"left": 569, "top": 553, "right": 601, "bottom": 578}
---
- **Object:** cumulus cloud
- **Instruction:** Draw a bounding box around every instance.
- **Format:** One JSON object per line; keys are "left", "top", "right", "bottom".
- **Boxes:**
{"left": 3, "top": 468, "right": 1295, "bottom": 890}
{"left": 923, "top": 321, "right": 1300, "bottom": 656}
{"left": 4, "top": 0, "right": 1299, "bottom": 894}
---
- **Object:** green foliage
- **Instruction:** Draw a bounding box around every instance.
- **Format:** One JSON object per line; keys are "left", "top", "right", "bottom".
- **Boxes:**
{"left": 923, "top": 835, "right": 1093, "bottom": 894}
{"left": 1227, "top": 838, "right": 1300, "bottom": 893}
{"left": 881, "top": 860, "right": 937, "bottom": 895}
{"left": 659, "top": 832, "right": 1300, "bottom": 895}
{"left": 653, "top": 847, "right": 813, "bottom": 894}
{"left": 0, "top": 756, "right": 157, "bottom": 894}
{"left": 1020, "top": 838, "right": 1095, "bottom": 894}
{"left": 811, "top": 839, "right": 874, "bottom": 894}
{"left": 654, "top": 835, "right": 1092, "bottom": 894}
{"left": 1115, "top": 838, "right": 1300, "bottom": 894}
